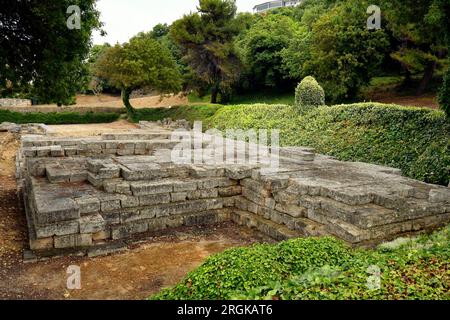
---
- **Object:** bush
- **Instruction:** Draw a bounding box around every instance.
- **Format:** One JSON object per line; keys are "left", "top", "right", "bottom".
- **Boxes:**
{"left": 0, "top": 110, "right": 120, "bottom": 124}
{"left": 294, "top": 76, "right": 325, "bottom": 112}
{"left": 438, "top": 67, "right": 450, "bottom": 118}
{"left": 152, "top": 226, "right": 450, "bottom": 300}
{"left": 209, "top": 103, "right": 450, "bottom": 185}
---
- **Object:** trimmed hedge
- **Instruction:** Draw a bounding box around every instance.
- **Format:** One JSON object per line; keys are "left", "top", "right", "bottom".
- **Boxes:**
{"left": 209, "top": 103, "right": 450, "bottom": 186}
{"left": 152, "top": 226, "right": 450, "bottom": 300}
{"left": 0, "top": 109, "right": 120, "bottom": 125}
{"left": 294, "top": 76, "right": 325, "bottom": 112}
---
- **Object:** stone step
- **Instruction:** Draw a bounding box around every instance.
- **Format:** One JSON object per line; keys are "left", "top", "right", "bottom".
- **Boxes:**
{"left": 101, "top": 132, "right": 172, "bottom": 141}
{"left": 231, "top": 209, "right": 305, "bottom": 241}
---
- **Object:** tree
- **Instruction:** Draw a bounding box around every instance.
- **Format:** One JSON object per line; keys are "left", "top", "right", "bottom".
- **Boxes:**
{"left": 170, "top": 0, "right": 241, "bottom": 103}
{"left": 236, "top": 14, "right": 298, "bottom": 89}
{"left": 382, "top": 0, "right": 448, "bottom": 95}
{"left": 282, "top": 0, "right": 389, "bottom": 103}
{"left": 93, "top": 35, "right": 182, "bottom": 113}
{"left": 0, "top": 0, "right": 101, "bottom": 104}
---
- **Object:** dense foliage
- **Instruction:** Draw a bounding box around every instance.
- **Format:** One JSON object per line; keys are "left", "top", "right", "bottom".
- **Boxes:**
{"left": 0, "top": 109, "right": 119, "bottom": 124}
{"left": 294, "top": 76, "right": 325, "bottom": 111}
{"left": 170, "top": 0, "right": 241, "bottom": 103}
{"left": 0, "top": 0, "right": 101, "bottom": 105}
{"left": 153, "top": 226, "right": 450, "bottom": 300}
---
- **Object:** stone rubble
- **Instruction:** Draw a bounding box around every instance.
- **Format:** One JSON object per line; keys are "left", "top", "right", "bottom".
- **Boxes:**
{"left": 15, "top": 123, "right": 450, "bottom": 258}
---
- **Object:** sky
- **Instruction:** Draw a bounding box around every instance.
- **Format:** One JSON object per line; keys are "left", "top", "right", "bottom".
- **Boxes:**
{"left": 92, "top": 0, "right": 257, "bottom": 45}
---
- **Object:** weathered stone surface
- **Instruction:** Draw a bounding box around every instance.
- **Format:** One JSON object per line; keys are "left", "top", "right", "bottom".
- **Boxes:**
{"left": 54, "top": 234, "right": 92, "bottom": 248}
{"left": 35, "top": 220, "right": 79, "bottom": 238}
{"left": 79, "top": 214, "right": 106, "bottom": 234}
{"left": 34, "top": 198, "right": 80, "bottom": 224}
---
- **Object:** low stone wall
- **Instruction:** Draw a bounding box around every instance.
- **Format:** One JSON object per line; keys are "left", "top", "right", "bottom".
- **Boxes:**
{"left": 0, "top": 98, "right": 31, "bottom": 107}
{"left": 17, "top": 125, "right": 450, "bottom": 258}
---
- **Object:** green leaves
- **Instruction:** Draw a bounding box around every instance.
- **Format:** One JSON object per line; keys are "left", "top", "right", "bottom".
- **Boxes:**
{"left": 152, "top": 227, "right": 450, "bottom": 300}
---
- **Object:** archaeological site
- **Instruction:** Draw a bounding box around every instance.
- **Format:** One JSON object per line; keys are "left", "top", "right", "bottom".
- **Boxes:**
{"left": 15, "top": 121, "right": 450, "bottom": 259}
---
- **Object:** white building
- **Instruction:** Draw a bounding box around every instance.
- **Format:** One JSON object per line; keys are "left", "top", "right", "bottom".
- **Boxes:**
{"left": 253, "top": 0, "right": 302, "bottom": 13}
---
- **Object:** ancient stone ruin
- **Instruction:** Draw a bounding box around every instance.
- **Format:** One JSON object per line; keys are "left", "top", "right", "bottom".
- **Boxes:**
{"left": 16, "top": 121, "right": 450, "bottom": 258}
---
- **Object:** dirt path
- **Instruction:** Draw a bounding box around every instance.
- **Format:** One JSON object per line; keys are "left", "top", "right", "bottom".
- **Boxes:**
{"left": 46, "top": 120, "right": 139, "bottom": 137}
{"left": 0, "top": 123, "right": 273, "bottom": 300}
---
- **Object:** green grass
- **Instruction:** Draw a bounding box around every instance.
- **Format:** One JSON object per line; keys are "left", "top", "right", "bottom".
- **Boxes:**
{"left": 152, "top": 225, "right": 450, "bottom": 300}
{"left": 0, "top": 109, "right": 120, "bottom": 124}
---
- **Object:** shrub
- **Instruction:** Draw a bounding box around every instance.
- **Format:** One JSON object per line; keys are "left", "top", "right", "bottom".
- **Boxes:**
{"left": 438, "top": 67, "right": 450, "bottom": 118}
{"left": 294, "top": 76, "right": 325, "bottom": 112}
{"left": 152, "top": 226, "right": 450, "bottom": 300}
{"left": 0, "top": 110, "right": 120, "bottom": 124}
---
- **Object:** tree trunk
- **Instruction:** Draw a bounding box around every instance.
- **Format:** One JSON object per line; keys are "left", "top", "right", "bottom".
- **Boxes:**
{"left": 121, "top": 88, "right": 135, "bottom": 114}
{"left": 210, "top": 86, "right": 218, "bottom": 104}
{"left": 416, "top": 61, "right": 437, "bottom": 96}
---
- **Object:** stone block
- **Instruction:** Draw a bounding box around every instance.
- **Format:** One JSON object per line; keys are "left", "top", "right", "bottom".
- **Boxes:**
{"left": 92, "top": 230, "right": 111, "bottom": 241}
{"left": 120, "top": 195, "right": 140, "bottom": 208}
{"left": 130, "top": 181, "right": 174, "bottom": 196}
{"left": 429, "top": 189, "right": 450, "bottom": 203}
{"left": 35, "top": 220, "right": 79, "bottom": 238}
{"left": 79, "top": 214, "right": 106, "bottom": 234}
{"left": 186, "top": 189, "right": 218, "bottom": 200}
{"left": 30, "top": 237, "right": 54, "bottom": 251}
{"left": 54, "top": 234, "right": 92, "bottom": 248}
{"left": 100, "top": 198, "right": 122, "bottom": 212}
{"left": 173, "top": 180, "right": 198, "bottom": 192}
{"left": 139, "top": 193, "right": 171, "bottom": 206}
{"left": 218, "top": 186, "right": 242, "bottom": 197}
{"left": 35, "top": 198, "right": 80, "bottom": 224}
{"left": 171, "top": 192, "right": 187, "bottom": 202}
{"left": 111, "top": 222, "right": 148, "bottom": 240}
{"left": 75, "top": 197, "right": 100, "bottom": 215}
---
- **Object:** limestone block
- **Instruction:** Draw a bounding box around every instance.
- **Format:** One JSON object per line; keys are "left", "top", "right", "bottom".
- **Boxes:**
{"left": 99, "top": 165, "right": 120, "bottom": 179}
{"left": 75, "top": 197, "right": 100, "bottom": 215}
{"left": 87, "top": 172, "right": 103, "bottom": 188}
{"left": 111, "top": 222, "right": 148, "bottom": 240}
{"left": 171, "top": 192, "right": 187, "bottom": 202}
{"left": 30, "top": 237, "right": 54, "bottom": 250}
{"left": 173, "top": 180, "right": 198, "bottom": 192}
{"left": 50, "top": 146, "right": 64, "bottom": 157}
{"left": 274, "top": 203, "right": 307, "bottom": 218}
{"left": 54, "top": 234, "right": 92, "bottom": 248}
{"left": 130, "top": 181, "right": 173, "bottom": 196}
{"left": 429, "top": 189, "right": 450, "bottom": 203}
{"left": 35, "top": 198, "right": 80, "bottom": 224}
{"left": 242, "top": 187, "right": 266, "bottom": 206}
{"left": 35, "top": 220, "right": 79, "bottom": 238}
{"left": 100, "top": 198, "right": 122, "bottom": 212}
{"left": 186, "top": 189, "right": 219, "bottom": 200}
{"left": 225, "top": 166, "right": 254, "bottom": 180}
{"left": 218, "top": 186, "right": 242, "bottom": 197}
{"left": 120, "top": 195, "right": 140, "bottom": 208}
{"left": 139, "top": 193, "right": 171, "bottom": 206}
{"left": 79, "top": 214, "right": 106, "bottom": 234}
{"left": 92, "top": 230, "right": 111, "bottom": 241}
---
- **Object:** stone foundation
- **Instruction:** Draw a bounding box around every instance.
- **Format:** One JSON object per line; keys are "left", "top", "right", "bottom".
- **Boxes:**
{"left": 17, "top": 122, "right": 450, "bottom": 258}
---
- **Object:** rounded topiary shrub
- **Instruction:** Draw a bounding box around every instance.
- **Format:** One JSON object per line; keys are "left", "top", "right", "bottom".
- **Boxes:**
{"left": 295, "top": 76, "right": 325, "bottom": 112}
